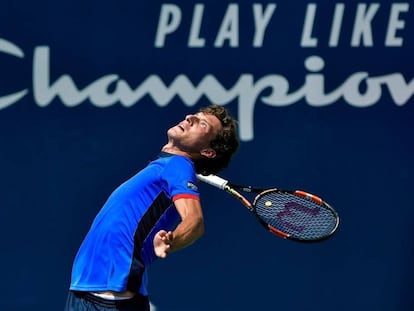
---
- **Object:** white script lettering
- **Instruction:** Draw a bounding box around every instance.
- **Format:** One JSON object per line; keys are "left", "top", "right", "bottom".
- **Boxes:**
{"left": 0, "top": 39, "right": 413, "bottom": 141}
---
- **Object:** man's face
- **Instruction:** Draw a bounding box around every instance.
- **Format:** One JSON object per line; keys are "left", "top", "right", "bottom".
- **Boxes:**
{"left": 167, "top": 112, "right": 222, "bottom": 157}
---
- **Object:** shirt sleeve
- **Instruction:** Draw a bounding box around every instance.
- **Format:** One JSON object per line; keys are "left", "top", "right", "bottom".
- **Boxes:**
{"left": 162, "top": 156, "right": 200, "bottom": 201}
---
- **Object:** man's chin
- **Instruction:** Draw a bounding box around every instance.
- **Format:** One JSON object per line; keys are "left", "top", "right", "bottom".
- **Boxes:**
{"left": 170, "top": 125, "right": 185, "bottom": 134}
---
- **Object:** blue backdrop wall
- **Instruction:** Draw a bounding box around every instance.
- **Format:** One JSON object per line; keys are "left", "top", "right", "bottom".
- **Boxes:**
{"left": 1, "top": 1, "right": 413, "bottom": 310}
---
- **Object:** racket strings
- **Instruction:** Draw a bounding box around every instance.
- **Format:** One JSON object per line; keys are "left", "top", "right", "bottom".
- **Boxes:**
{"left": 254, "top": 191, "right": 338, "bottom": 240}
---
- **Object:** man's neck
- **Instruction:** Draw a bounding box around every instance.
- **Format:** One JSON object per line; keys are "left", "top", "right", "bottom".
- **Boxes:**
{"left": 161, "top": 144, "right": 193, "bottom": 159}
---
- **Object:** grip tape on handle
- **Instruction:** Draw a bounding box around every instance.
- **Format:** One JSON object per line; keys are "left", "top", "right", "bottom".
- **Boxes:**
{"left": 196, "top": 174, "right": 228, "bottom": 190}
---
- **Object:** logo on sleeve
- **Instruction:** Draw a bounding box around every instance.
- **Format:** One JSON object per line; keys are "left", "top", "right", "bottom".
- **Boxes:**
{"left": 187, "top": 181, "right": 198, "bottom": 191}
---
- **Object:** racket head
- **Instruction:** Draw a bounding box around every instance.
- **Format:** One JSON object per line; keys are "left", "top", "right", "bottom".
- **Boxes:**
{"left": 252, "top": 189, "right": 339, "bottom": 242}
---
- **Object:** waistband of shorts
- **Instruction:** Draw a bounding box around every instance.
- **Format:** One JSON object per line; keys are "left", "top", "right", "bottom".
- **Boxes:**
{"left": 71, "top": 290, "right": 148, "bottom": 308}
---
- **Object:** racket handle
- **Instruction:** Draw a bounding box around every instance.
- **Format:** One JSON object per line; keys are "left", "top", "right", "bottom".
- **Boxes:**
{"left": 197, "top": 174, "right": 228, "bottom": 190}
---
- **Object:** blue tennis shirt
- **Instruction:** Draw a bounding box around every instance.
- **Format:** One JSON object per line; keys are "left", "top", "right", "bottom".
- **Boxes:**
{"left": 70, "top": 152, "right": 200, "bottom": 295}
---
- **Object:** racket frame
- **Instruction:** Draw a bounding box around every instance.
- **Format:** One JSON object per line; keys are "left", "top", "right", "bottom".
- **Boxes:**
{"left": 197, "top": 174, "right": 340, "bottom": 242}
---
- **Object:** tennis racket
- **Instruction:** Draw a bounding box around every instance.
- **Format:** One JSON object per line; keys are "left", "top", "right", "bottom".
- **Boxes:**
{"left": 197, "top": 174, "right": 339, "bottom": 242}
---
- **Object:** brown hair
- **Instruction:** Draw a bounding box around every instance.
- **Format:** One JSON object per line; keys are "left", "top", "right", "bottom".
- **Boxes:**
{"left": 194, "top": 105, "right": 239, "bottom": 175}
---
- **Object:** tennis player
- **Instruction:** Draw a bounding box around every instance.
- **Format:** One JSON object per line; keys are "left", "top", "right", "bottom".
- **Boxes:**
{"left": 64, "top": 105, "right": 239, "bottom": 311}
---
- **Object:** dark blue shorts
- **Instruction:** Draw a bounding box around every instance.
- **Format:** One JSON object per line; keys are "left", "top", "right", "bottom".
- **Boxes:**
{"left": 64, "top": 291, "right": 150, "bottom": 311}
